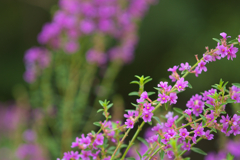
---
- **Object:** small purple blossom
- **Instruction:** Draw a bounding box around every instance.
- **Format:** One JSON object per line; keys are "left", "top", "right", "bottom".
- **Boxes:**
{"left": 143, "top": 103, "right": 154, "bottom": 112}
{"left": 226, "top": 45, "right": 238, "bottom": 60}
{"left": 176, "top": 78, "right": 188, "bottom": 91}
{"left": 230, "top": 125, "right": 240, "bottom": 136}
{"left": 205, "top": 130, "right": 214, "bottom": 140}
{"left": 169, "top": 92, "right": 178, "bottom": 105}
{"left": 141, "top": 91, "right": 148, "bottom": 99}
{"left": 141, "top": 111, "right": 153, "bottom": 122}
{"left": 198, "top": 60, "right": 207, "bottom": 72}
{"left": 157, "top": 93, "right": 169, "bottom": 104}
{"left": 95, "top": 134, "right": 104, "bottom": 145}
{"left": 179, "top": 128, "right": 189, "bottom": 139}
{"left": 179, "top": 62, "right": 191, "bottom": 71}
{"left": 125, "top": 119, "right": 134, "bottom": 129}
{"left": 182, "top": 141, "right": 191, "bottom": 151}
{"left": 216, "top": 44, "right": 228, "bottom": 58}
{"left": 194, "top": 124, "right": 205, "bottom": 137}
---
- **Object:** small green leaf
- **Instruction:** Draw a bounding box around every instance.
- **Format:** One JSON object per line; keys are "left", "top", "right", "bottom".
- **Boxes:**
{"left": 183, "top": 158, "right": 190, "bottom": 160}
{"left": 211, "top": 128, "right": 217, "bottom": 133}
{"left": 93, "top": 122, "right": 101, "bottom": 127}
{"left": 173, "top": 107, "right": 183, "bottom": 114}
{"left": 147, "top": 121, "right": 152, "bottom": 125}
{"left": 212, "top": 38, "right": 221, "bottom": 43}
{"left": 135, "top": 149, "right": 142, "bottom": 159}
{"left": 165, "top": 103, "right": 168, "bottom": 110}
{"left": 181, "top": 70, "right": 188, "bottom": 75}
{"left": 131, "top": 103, "right": 139, "bottom": 108}
{"left": 134, "top": 75, "right": 141, "bottom": 79}
{"left": 130, "top": 81, "right": 140, "bottom": 84}
{"left": 128, "top": 91, "right": 140, "bottom": 96}
{"left": 120, "top": 144, "right": 128, "bottom": 149}
{"left": 205, "top": 103, "right": 214, "bottom": 108}
{"left": 226, "top": 99, "right": 236, "bottom": 103}
{"left": 226, "top": 153, "right": 234, "bottom": 160}
{"left": 126, "top": 157, "right": 135, "bottom": 160}
{"left": 107, "top": 103, "right": 113, "bottom": 109}
{"left": 148, "top": 92, "right": 155, "bottom": 96}
{"left": 99, "top": 100, "right": 104, "bottom": 106}
{"left": 228, "top": 39, "right": 238, "bottom": 44}
{"left": 160, "top": 150, "right": 165, "bottom": 160}
{"left": 187, "top": 82, "right": 192, "bottom": 89}
{"left": 238, "top": 111, "right": 240, "bottom": 114}
{"left": 191, "top": 147, "right": 207, "bottom": 155}
{"left": 232, "top": 83, "right": 240, "bottom": 88}
{"left": 152, "top": 116, "right": 161, "bottom": 123}
{"left": 200, "top": 114, "right": 207, "bottom": 123}
{"left": 137, "top": 137, "right": 149, "bottom": 147}
{"left": 97, "top": 109, "right": 104, "bottom": 113}
{"left": 144, "top": 78, "right": 152, "bottom": 84}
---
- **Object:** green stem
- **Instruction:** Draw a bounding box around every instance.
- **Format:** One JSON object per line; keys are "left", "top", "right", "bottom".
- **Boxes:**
{"left": 148, "top": 146, "right": 164, "bottom": 160}
{"left": 145, "top": 144, "right": 158, "bottom": 160}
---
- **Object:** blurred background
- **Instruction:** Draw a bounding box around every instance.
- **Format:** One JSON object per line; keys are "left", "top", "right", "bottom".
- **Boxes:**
{"left": 1, "top": 0, "right": 240, "bottom": 159}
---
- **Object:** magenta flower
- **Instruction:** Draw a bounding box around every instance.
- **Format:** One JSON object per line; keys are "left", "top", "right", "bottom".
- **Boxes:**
{"left": 168, "top": 65, "right": 179, "bottom": 72}
{"left": 143, "top": 103, "right": 154, "bottom": 112}
{"left": 125, "top": 119, "right": 134, "bottom": 129}
{"left": 165, "top": 111, "right": 174, "bottom": 119}
{"left": 95, "top": 134, "right": 104, "bottom": 145}
{"left": 205, "top": 130, "right": 214, "bottom": 140}
{"left": 152, "top": 123, "right": 164, "bottom": 132}
{"left": 216, "top": 44, "right": 228, "bottom": 58}
{"left": 203, "top": 54, "right": 213, "bottom": 63}
{"left": 79, "top": 134, "right": 91, "bottom": 149}
{"left": 194, "top": 66, "right": 202, "bottom": 77}
{"left": 157, "top": 93, "right": 169, "bottom": 104}
{"left": 231, "top": 114, "right": 240, "bottom": 125}
{"left": 182, "top": 141, "right": 191, "bottom": 151}
{"left": 221, "top": 124, "right": 231, "bottom": 136}
{"left": 197, "top": 60, "right": 207, "bottom": 72}
{"left": 158, "top": 81, "right": 172, "bottom": 92}
{"left": 179, "top": 128, "right": 189, "bottom": 139}
{"left": 79, "top": 150, "right": 91, "bottom": 160}
{"left": 238, "top": 35, "right": 240, "bottom": 43}
{"left": 194, "top": 124, "right": 205, "bottom": 137}
{"left": 220, "top": 32, "right": 231, "bottom": 40}
{"left": 141, "top": 91, "right": 148, "bottom": 99}
{"left": 230, "top": 125, "right": 240, "bottom": 136}
{"left": 176, "top": 78, "right": 188, "bottom": 91}
{"left": 179, "top": 62, "right": 191, "bottom": 71}
{"left": 220, "top": 115, "right": 230, "bottom": 124}
{"left": 226, "top": 44, "right": 238, "bottom": 60}
{"left": 184, "top": 109, "right": 192, "bottom": 116}
{"left": 141, "top": 111, "right": 153, "bottom": 122}
{"left": 169, "top": 92, "right": 178, "bottom": 105}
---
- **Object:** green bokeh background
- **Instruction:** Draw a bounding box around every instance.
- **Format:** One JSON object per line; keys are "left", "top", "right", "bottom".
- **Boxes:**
{"left": 1, "top": 0, "right": 240, "bottom": 159}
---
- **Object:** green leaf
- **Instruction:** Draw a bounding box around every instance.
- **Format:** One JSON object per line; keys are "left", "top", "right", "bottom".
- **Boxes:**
{"left": 200, "top": 114, "right": 207, "bottom": 123}
{"left": 137, "top": 137, "right": 149, "bottom": 147}
{"left": 134, "top": 75, "right": 141, "bottom": 79}
{"left": 226, "top": 153, "right": 234, "bottom": 160}
{"left": 144, "top": 78, "right": 152, "bottom": 84}
{"left": 228, "top": 39, "right": 238, "bottom": 44}
{"left": 181, "top": 70, "right": 188, "bottom": 75}
{"left": 165, "top": 103, "right": 168, "bottom": 110}
{"left": 130, "top": 81, "right": 140, "bottom": 84}
{"left": 187, "top": 82, "right": 192, "bottom": 89}
{"left": 128, "top": 91, "right": 139, "bottom": 96}
{"left": 237, "top": 111, "right": 240, "bottom": 114}
{"left": 93, "top": 122, "right": 101, "bottom": 127}
{"left": 183, "top": 157, "right": 190, "bottom": 160}
{"left": 226, "top": 99, "right": 236, "bottom": 103}
{"left": 147, "top": 121, "right": 152, "bottom": 125}
{"left": 135, "top": 149, "right": 142, "bottom": 159}
{"left": 120, "top": 144, "right": 128, "bottom": 149}
{"left": 126, "top": 157, "right": 135, "bottom": 160}
{"left": 212, "top": 38, "right": 221, "bottom": 43}
{"left": 232, "top": 83, "right": 240, "bottom": 88}
{"left": 152, "top": 116, "right": 161, "bottom": 123}
{"left": 205, "top": 103, "right": 214, "bottom": 108}
{"left": 173, "top": 107, "right": 183, "bottom": 114}
{"left": 147, "top": 92, "right": 155, "bottom": 96}
{"left": 99, "top": 100, "right": 104, "bottom": 106}
{"left": 107, "top": 103, "right": 113, "bottom": 109}
{"left": 191, "top": 147, "right": 207, "bottom": 155}
{"left": 131, "top": 103, "right": 139, "bottom": 108}
{"left": 211, "top": 128, "right": 217, "bottom": 133}
{"left": 160, "top": 150, "right": 165, "bottom": 160}
{"left": 97, "top": 109, "right": 104, "bottom": 113}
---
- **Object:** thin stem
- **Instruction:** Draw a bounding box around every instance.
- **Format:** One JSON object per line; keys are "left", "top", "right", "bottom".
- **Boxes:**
{"left": 111, "top": 128, "right": 131, "bottom": 160}
{"left": 148, "top": 146, "right": 164, "bottom": 160}
{"left": 145, "top": 144, "right": 158, "bottom": 160}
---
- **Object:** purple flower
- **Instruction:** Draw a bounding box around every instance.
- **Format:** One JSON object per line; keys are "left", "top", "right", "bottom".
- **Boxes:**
{"left": 168, "top": 65, "right": 179, "bottom": 72}
{"left": 216, "top": 44, "right": 228, "bottom": 58}
{"left": 125, "top": 119, "right": 134, "bottom": 129}
{"left": 230, "top": 125, "right": 240, "bottom": 136}
{"left": 205, "top": 130, "right": 214, "bottom": 140}
{"left": 197, "top": 60, "right": 207, "bottom": 72}
{"left": 194, "top": 124, "right": 205, "bottom": 137}
{"left": 102, "top": 156, "right": 111, "bottom": 160}
{"left": 182, "top": 141, "right": 191, "bottom": 151}
{"left": 179, "top": 62, "right": 191, "bottom": 71}
{"left": 79, "top": 134, "right": 91, "bottom": 149}
{"left": 141, "top": 111, "right": 153, "bottom": 122}
{"left": 231, "top": 114, "right": 240, "bottom": 125}
{"left": 152, "top": 123, "right": 164, "bottom": 132}
{"left": 64, "top": 41, "right": 79, "bottom": 54}
{"left": 95, "top": 134, "right": 104, "bottom": 145}
{"left": 165, "top": 111, "right": 174, "bottom": 119}
{"left": 146, "top": 135, "right": 159, "bottom": 144}
{"left": 143, "top": 103, "right": 154, "bottom": 112}
{"left": 157, "top": 93, "right": 169, "bottom": 104}
{"left": 220, "top": 32, "right": 231, "bottom": 40}
{"left": 220, "top": 115, "right": 230, "bottom": 124}
{"left": 238, "top": 35, "right": 240, "bottom": 43}
{"left": 158, "top": 81, "right": 172, "bottom": 92}
{"left": 176, "top": 78, "right": 188, "bottom": 91}
{"left": 141, "top": 91, "right": 148, "bottom": 99}
{"left": 221, "top": 124, "right": 231, "bottom": 136}
{"left": 226, "top": 45, "right": 238, "bottom": 60}
{"left": 192, "top": 136, "right": 197, "bottom": 144}
{"left": 184, "top": 109, "right": 192, "bottom": 116}
{"left": 80, "top": 19, "right": 95, "bottom": 34}
{"left": 165, "top": 115, "right": 178, "bottom": 128}
{"left": 169, "top": 92, "right": 178, "bottom": 105}
{"left": 179, "top": 128, "right": 189, "bottom": 139}
{"left": 231, "top": 92, "right": 240, "bottom": 103}
{"left": 203, "top": 54, "right": 213, "bottom": 63}
{"left": 79, "top": 150, "right": 91, "bottom": 160}
{"left": 186, "top": 94, "right": 205, "bottom": 116}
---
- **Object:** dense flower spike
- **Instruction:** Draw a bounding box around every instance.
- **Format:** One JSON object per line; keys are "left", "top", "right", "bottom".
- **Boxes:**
{"left": 58, "top": 33, "right": 240, "bottom": 160}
